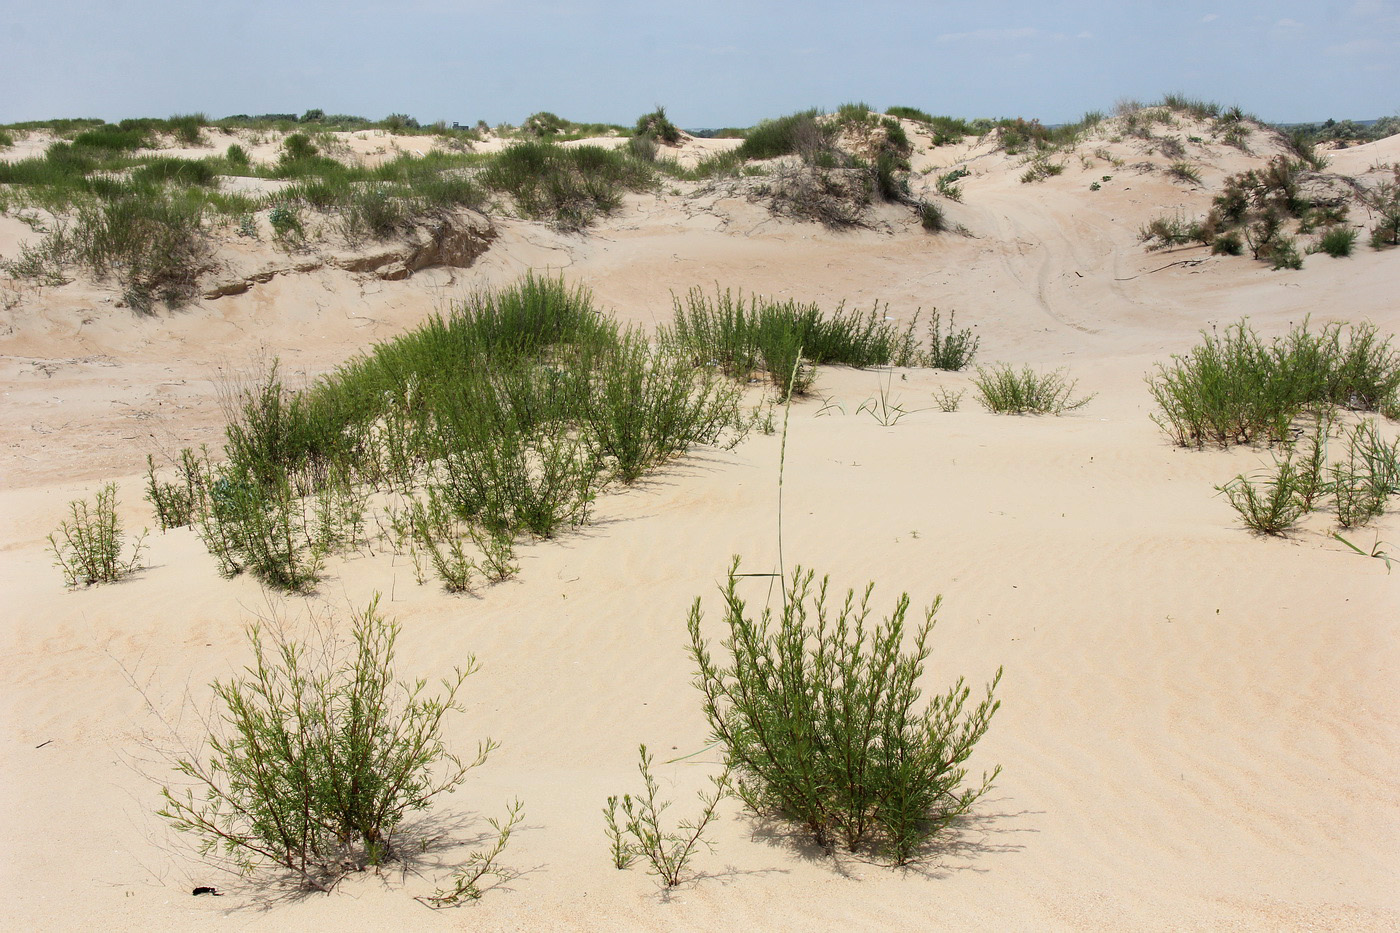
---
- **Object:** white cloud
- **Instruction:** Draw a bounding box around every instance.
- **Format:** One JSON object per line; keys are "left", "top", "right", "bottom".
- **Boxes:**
{"left": 1275, "top": 18, "right": 1303, "bottom": 28}
{"left": 1201, "top": 13, "right": 1219, "bottom": 22}
{"left": 1077, "top": 31, "right": 1094, "bottom": 39}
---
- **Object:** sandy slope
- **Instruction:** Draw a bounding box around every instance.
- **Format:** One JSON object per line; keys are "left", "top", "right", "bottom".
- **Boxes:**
{"left": 1, "top": 117, "right": 1397, "bottom": 931}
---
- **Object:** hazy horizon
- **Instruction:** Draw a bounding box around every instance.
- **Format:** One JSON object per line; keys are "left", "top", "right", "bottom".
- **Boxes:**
{"left": 3, "top": 0, "right": 1397, "bottom": 128}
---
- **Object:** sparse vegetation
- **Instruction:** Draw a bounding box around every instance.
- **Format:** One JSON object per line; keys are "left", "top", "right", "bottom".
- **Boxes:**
{"left": 689, "top": 558, "right": 1001, "bottom": 865}
{"left": 1316, "top": 226, "right": 1358, "bottom": 258}
{"left": 480, "top": 140, "right": 653, "bottom": 230}
{"left": 1148, "top": 319, "right": 1400, "bottom": 449}
{"left": 973, "top": 364, "right": 1093, "bottom": 414}
{"left": 604, "top": 745, "right": 730, "bottom": 887}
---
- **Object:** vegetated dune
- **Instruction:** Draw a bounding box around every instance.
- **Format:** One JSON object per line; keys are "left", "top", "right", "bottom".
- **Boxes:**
{"left": 0, "top": 106, "right": 1396, "bottom": 932}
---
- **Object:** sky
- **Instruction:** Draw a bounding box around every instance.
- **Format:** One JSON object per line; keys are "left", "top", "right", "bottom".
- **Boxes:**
{"left": 2, "top": 0, "right": 1396, "bottom": 127}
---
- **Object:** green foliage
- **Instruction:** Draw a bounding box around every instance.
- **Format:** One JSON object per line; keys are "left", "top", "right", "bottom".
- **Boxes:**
{"left": 973, "top": 364, "right": 1093, "bottom": 414}
{"left": 634, "top": 106, "right": 682, "bottom": 145}
{"left": 688, "top": 559, "right": 1001, "bottom": 864}
{"left": 0, "top": 129, "right": 14, "bottom": 148}
{"left": 1019, "top": 157, "right": 1064, "bottom": 184}
{"left": 159, "top": 597, "right": 499, "bottom": 892}
{"left": 1138, "top": 213, "right": 1208, "bottom": 251}
{"left": 666, "top": 287, "right": 931, "bottom": 399}
{"left": 3, "top": 191, "right": 211, "bottom": 312}
{"left": 924, "top": 309, "right": 980, "bottom": 370}
{"left": 735, "top": 110, "right": 833, "bottom": 161}
{"left": 480, "top": 140, "right": 654, "bottom": 230}
{"left": 48, "top": 483, "right": 147, "bottom": 587}
{"left": 1218, "top": 452, "right": 1309, "bottom": 535}
{"left": 1316, "top": 226, "right": 1357, "bottom": 257}
{"left": 918, "top": 200, "right": 946, "bottom": 231}
{"left": 183, "top": 275, "right": 752, "bottom": 590}
{"left": 1166, "top": 161, "right": 1203, "bottom": 185}
{"left": 1148, "top": 319, "right": 1400, "bottom": 448}
{"left": 936, "top": 167, "right": 969, "bottom": 201}
{"left": 885, "top": 106, "right": 934, "bottom": 124}
{"left": 605, "top": 745, "right": 730, "bottom": 887}
{"left": 1367, "top": 177, "right": 1400, "bottom": 248}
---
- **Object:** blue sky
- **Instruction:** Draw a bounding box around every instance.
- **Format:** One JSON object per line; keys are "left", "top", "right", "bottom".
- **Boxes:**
{"left": 2, "top": 0, "right": 1395, "bottom": 126}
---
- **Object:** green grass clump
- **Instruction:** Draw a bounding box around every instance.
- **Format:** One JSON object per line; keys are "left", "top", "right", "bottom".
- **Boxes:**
{"left": 3, "top": 190, "right": 211, "bottom": 312}
{"left": 1316, "top": 226, "right": 1357, "bottom": 257}
{"left": 1019, "top": 157, "right": 1064, "bottom": 184}
{"left": 480, "top": 141, "right": 653, "bottom": 230}
{"left": 48, "top": 483, "right": 147, "bottom": 587}
{"left": 181, "top": 274, "right": 752, "bottom": 591}
{"left": 689, "top": 558, "right": 1001, "bottom": 865}
{"left": 1148, "top": 319, "right": 1400, "bottom": 448}
{"left": 1166, "top": 161, "right": 1203, "bottom": 185}
{"left": 0, "top": 129, "right": 13, "bottom": 148}
{"left": 735, "top": 110, "right": 833, "bottom": 161}
{"left": 885, "top": 106, "right": 934, "bottom": 124}
{"left": 973, "top": 364, "right": 1092, "bottom": 414}
{"left": 666, "top": 287, "right": 958, "bottom": 399}
{"left": 604, "top": 745, "right": 730, "bottom": 887}
{"left": 634, "top": 106, "right": 681, "bottom": 145}
{"left": 1138, "top": 213, "right": 1207, "bottom": 251}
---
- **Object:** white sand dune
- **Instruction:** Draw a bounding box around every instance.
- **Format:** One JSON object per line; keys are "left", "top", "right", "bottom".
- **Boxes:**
{"left": 1, "top": 115, "right": 1397, "bottom": 931}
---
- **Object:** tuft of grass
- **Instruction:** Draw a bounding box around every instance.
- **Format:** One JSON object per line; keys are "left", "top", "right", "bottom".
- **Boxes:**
{"left": 1166, "top": 161, "right": 1202, "bottom": 185}
{"left": 1138, "top": 213, "right": 1207, "bottom": 251}
{"left": 973, "top": 364, "right": 1093, "bottom": 414}
{"left": 665, "top": 287, "right": 940, "bottom": 399}
{"left": 735, "top": 110, "right": 833, "bottom": 162}
{"left": 480, "top": 140, "right": 653, "bottom": 230}
{"left": 1019, "top": 157, "right": 1064, "bottom": 184}
{"left": 1148, "top": 319, "right": 1400, "bottom": 448}
{"left": 1315, "top": 226, "right": 1357, "bottom": 258}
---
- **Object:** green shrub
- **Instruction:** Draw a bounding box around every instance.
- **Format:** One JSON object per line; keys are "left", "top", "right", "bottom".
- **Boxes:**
{"left": 480, "top": 140, "right": 654, "bottom": 230}
{"left": 1148, "top": 319, "right": 1400, "bottom": 448}
{"left": 735, "top": 110, "right": 833, "bottom": 161}
{"left": 1139, "top": 213, "right": 1207, "bottom": 251}
{"left": 936, "top": 167, "right": 969, "bottom": 201}
{"left": 1218, "top": 453, "right": 1309, "bottom": 535}
{"left": 1019, "top": 157, "right": 1063, "bottom": 184}
{"left": 0, "top": 129, "right": 14, "bottom": 148}
{"left": 918, "top": 200, "right": 945, "bottom": 231}
{"left": 885, "top": 106, "right": 934, "bottom": 124}
{"left": 159, "top": 596, "right": 503, "bottom": 892}
{"left": 48, "top": 483, "right": 147, "bottom": 587}
{"left": 973, "top": 364, "right": 1093, "bottom": 414}
{"left": 1368, "top": 179, "right": 1400, "bottom": 248}
{"left": 925, "top": 309, "right": 980, "bottom": 370}
{"left": 1166, "top": 161, "right": 1202, "bottom": 185}
{"left": 688, "top": 559, "right": 1001, "bottom": 864}
{"left": 634, "top": 106, "right": 682, "bottom": 145}
{"left": 1330, "top": 420, "right": 1400, "bottom": 528}
{"left": 73, "top": 125, "right": 151, "bottom": 151}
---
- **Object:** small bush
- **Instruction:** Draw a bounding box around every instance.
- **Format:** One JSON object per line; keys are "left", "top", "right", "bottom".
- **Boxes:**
{"left": 159, "top": 597, "right": 502, "bottom": 892}
{"left": 918, "top": 200, "right": 945, "bottom": 232}
{"left": 1218, "top": 453, "right": 1309, "bottom": 535}
{"left": 688, "top": 559, "right": 1001, "bottom": 864}
{"left": 973, "top": 364, "right": 1093, "bottom": 414}
{"left": 634, "top": 106, "right": 682, "bottom": 145}
{"left": 1019, "top": 157, "right": 1064, "bottom": 184}
{"left": 1138, "top": 213, "right": 1206, "bottom": 251}
{"left": 936, "top": 167, "right": 969, "bottom": 202}
{"left": 1166, "top": 161, "right": 1202, "bottom": 185}
{"left": 48, "top": 483, "right": 147, "bottom": 587}
{"left": 735, "top": 110, "right": 833, "bottom": 162}
{"left": 480, "top": 141, "right": 654, "bottom": 230}
{"left": 924, "top": 309, "right": 979, "bottom": 370}
{"left": 604, "top": 745, "right": 730, "bottom": 887}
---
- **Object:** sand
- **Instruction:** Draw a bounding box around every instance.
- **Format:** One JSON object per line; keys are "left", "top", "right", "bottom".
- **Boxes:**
{"left": 1, "top": 118, "right": 1397, "bottom": 931}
